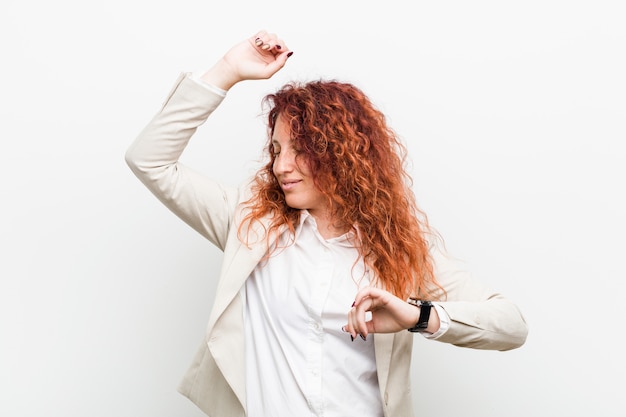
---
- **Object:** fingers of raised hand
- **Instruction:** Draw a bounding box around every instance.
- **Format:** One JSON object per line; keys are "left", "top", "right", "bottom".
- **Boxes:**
{"left": 252, "top": 30, "right": 287, "bottom": 53}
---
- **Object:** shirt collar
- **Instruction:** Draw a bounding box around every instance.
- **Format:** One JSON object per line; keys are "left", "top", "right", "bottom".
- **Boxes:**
{"left": 295, "top": 210, "right": 356, "bottom": 247}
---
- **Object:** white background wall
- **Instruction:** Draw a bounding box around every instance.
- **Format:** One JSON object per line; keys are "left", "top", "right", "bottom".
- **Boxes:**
{"left": 1, "top": 1, "right": 625, "bottom": 416}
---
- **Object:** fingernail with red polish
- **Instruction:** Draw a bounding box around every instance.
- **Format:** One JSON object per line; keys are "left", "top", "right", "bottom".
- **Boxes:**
{"left": 351, "top": 301, "right": 355, "bottom": 307}
{"left": 360, "top": 334, "right": 366, "bottom": 341}
{"left": 287, "top": 51, "right": 294, "bottom": 58}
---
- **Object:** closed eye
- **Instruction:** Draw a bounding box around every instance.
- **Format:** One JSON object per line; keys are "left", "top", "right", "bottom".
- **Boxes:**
{"left": 271, "top": 144, "right": 282, "bottom": 157}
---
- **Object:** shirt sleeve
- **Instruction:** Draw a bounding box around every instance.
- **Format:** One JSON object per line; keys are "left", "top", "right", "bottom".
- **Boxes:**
{"left": 190, "top": 72, "right": 228, "bottom": 97}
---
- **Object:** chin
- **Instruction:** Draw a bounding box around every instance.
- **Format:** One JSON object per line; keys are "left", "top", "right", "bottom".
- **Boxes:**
{"left": 284, "top": 200, "right": 304, "bottom": 210}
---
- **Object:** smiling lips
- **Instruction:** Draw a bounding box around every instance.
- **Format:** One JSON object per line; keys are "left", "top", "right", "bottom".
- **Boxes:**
{"left": 281, "top": 179, "right": 301, "bottom": 191}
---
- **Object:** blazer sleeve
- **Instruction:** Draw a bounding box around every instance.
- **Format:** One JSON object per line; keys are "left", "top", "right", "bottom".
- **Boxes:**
{"left": 430, "top": 241, "right": 529, "bottom": 351}
{"left": 125, "top": 73, "right": 241, "bottom": 251}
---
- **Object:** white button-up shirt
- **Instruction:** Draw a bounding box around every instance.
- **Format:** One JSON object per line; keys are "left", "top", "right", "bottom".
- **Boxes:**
{"left": 243, "top": 211, "right": 383, "bottom": 417}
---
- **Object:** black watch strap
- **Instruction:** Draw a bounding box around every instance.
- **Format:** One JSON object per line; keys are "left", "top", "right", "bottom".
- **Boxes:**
{"left": 407, "top": 299, "right": 433, "bottom": 333}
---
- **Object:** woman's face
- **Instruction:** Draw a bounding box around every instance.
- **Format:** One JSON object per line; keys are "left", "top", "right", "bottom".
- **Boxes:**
{"left": 272, "top": 115, "right": 328, "bottom": 219}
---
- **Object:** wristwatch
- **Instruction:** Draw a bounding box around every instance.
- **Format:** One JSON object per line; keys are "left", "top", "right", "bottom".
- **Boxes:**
{"left": 407, "top": 298, "right": 433, "bottom": 333}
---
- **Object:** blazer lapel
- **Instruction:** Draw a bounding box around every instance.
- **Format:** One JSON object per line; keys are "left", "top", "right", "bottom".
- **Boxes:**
{"left": 206, "top": 234, "right": 267, "bottom": 330}
{"left": 205, "top": 214, "right": 285, "bottom": 412}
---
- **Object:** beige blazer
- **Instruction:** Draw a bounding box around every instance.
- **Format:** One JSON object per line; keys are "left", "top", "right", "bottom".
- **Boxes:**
{"left": 126, "top": 73, "right": 528, "bottom": 417}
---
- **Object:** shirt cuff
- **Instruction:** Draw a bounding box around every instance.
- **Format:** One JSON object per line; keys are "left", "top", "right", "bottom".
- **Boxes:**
{"left": 189, "top": 72, "right": 228, "bottom": 97}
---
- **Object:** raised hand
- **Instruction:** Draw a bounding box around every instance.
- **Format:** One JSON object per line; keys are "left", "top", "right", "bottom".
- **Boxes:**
{"left": 201, "top": 30, "right": 293, "bottom": 90}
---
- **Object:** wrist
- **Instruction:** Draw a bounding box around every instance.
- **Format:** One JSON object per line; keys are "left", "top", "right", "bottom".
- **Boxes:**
{"left": 200, "top": 59, "right": 241, "bottom": 91}
{"left": 407, "top": 299, "right": 436, "bottom": 333}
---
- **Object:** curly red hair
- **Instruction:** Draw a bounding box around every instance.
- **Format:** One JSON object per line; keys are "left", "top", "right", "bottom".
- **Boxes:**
{"left": 239, "top": 80, "right": 440, "bottom": 299}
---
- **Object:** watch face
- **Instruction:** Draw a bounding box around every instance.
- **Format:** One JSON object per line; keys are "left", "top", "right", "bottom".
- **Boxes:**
{"left": 407, "top": 298, "right": 432, "bottom": 307}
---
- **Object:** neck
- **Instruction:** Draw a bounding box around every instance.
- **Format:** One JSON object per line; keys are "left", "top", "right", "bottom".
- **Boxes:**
{"left": 309, "top": 211, "right": 349, "bottom": 239}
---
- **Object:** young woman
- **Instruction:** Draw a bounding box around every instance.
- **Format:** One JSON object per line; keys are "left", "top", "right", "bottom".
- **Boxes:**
{"left": 126, "top": 30, "right": 528, "bottom": 417}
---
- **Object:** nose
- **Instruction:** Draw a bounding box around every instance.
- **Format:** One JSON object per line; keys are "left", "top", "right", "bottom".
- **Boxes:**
{"left": 273, "top": 150, "right": 295, "bottom": 174}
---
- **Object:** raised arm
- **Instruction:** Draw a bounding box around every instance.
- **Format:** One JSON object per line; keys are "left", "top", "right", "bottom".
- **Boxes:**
{"left": 125, "top": 30, "right": 293, "bottom": 249}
